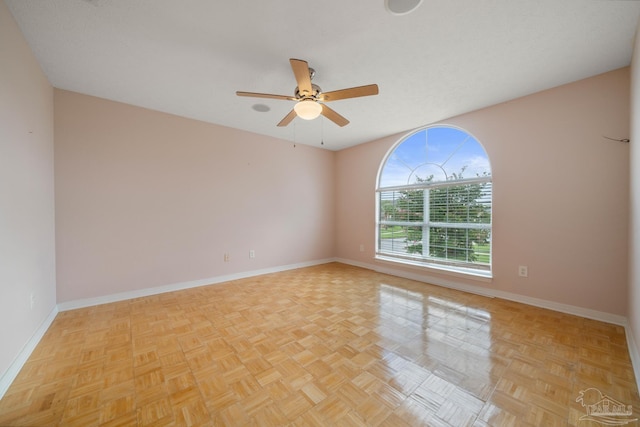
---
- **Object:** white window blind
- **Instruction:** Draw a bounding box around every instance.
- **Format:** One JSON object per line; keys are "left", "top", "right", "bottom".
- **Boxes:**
{"left": 376, "top": 126, "right": 492, "bottom": 276}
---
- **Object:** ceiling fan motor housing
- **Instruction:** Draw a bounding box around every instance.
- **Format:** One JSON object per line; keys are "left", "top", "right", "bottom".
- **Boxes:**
{"left": 295, "top": 83, "right": 322, "bottom": 100}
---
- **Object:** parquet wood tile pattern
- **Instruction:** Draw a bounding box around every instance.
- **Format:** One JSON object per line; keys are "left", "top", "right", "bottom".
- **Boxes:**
{"left": 1, "top": 263, "right": 638, "bottom": 426}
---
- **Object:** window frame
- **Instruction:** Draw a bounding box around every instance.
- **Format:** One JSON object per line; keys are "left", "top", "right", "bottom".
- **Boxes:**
{"left": 375, "top": 125, "right": 493, "bottom": 279}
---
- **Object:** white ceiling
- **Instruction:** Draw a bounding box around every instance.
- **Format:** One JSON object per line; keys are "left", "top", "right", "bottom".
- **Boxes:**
{"left": 6, "top": 0, "right": 640, "bottom": 150}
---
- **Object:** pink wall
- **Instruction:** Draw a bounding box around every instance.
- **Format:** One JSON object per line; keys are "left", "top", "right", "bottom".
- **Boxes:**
{"left": 54, "top": 90, "right": 335, "bottom": 302}
{"left": 337, "top": 68, "right": 630, "bottom": 316}
{"left": 628, "top": 20, "right": 640, "bottom": 365}
{"left": 0, "top": 1, "right": 56, "bottom": 379}
{"left": 57, "top": 68, "right": 630, "bottom": 315}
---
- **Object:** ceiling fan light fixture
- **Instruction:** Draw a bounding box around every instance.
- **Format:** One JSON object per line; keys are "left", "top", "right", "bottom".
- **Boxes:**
{"left": 294, "top": 100, "right": 322, "bottom": 120}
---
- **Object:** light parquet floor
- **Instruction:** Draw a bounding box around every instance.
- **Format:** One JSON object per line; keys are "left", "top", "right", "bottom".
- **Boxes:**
{"left": 0, "top": 263, "right": 638, "bottom": 426}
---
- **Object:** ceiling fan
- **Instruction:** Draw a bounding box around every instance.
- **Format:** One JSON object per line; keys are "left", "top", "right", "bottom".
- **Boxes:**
{"left": 236, "top": 58, "right": 379, "bottom": 127}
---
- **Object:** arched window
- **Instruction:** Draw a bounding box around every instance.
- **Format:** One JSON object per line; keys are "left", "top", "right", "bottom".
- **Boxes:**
{"left": 376, "top": 125, "right": 492, "bottom": 277}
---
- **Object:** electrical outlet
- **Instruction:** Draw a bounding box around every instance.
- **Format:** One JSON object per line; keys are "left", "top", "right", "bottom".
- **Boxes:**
{"left": 30, "top": 292, "right": 35, "bottom": 309}
{"left": 224, "top": 253, "right": 230, "bottom": 262}
{"left": 250, "top": 250, "right": 255, "bottom": 259}
{"left": 359, "top": 244, "right": 364, "bottom": 252}
{"left": 518, "top": 265, "right": 528, "bottom": 278}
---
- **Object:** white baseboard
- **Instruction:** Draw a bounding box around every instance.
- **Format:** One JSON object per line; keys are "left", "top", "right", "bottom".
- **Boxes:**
{"left": 625, "top": 325, "right": 640, "bottom": 394}
{"left": 336, "top": 257, "right": 627, "bottom": 326}
{"left": 58, "top": 258, "right": 337, "bottom": 311}
{"left": 0, "top": 305, "right": 58, "bottom": 399}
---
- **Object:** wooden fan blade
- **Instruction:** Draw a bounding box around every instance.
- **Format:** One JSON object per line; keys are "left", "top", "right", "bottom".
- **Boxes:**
{"left": 277, "top": 109, "right": 297, "bottom": 127}
{"left": 290, "top": 59, "right": 313, "bottom": 97}
{"left": 319, "top": 84, "right": 379, "bottom": 102}
{"left": 321, "top": 104, "right": 349, "bottom": 127}
{"left": 236, "top": 91, "right": 296, "bottom": 101}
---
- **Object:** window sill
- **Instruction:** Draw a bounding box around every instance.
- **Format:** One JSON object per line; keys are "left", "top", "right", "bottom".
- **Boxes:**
{"left": 375, "top": 254, "right": 493, "bottom": 283}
